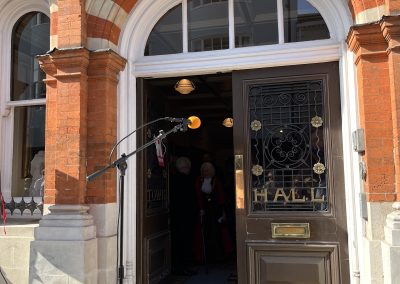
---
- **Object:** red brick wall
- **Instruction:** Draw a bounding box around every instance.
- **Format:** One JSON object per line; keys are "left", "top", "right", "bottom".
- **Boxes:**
{"left": 39, "top": 48, "right": 126, "bottom": 205}
{"left": 41, "top": 0, "right": 129, "bottom": 205}
{"left": 86, "top": 51, "right": 126, "bottom": 204}
{"left": 57, "top": 0, "right": 86, "bottom": 47}
{"left": 348, "top": 17, "right": 400, "bottom": 202}
{"left": 38, "top": 49, "right": 90, "bottom": 204}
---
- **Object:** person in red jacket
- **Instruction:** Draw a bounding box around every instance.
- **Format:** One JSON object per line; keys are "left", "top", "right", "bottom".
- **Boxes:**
{"left": 193, "top": 162, "right": 233, "bottom": 263}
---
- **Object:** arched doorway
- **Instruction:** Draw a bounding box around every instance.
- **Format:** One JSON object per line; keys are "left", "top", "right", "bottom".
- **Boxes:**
{"left": 118, "top": 1, "right": 360, "bottom": 283}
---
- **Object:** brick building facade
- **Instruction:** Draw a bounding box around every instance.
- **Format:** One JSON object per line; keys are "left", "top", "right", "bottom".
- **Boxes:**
{"left": 1, "top": 0, "right": 400, "bottom": 283}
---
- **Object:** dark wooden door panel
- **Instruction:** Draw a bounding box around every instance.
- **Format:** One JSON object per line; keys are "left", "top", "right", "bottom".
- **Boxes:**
{"left": 137, "top": 78, "right": 170, "bottom": 284}
{"left": 233, "top": 63, "right": 349, "bottom": 284}
{"left": 248, "top": 243, "right": 340, "bottom": 284}
{"left": 145, "top": 231, "right": 170, "bottom": 284}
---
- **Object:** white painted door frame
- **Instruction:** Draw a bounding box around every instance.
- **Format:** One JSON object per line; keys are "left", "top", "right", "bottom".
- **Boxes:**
{"left": 118, "top": 1, "right": 363, "bottom": 283}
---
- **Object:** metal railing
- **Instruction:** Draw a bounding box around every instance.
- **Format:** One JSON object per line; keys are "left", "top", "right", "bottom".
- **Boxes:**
{"left": 4, "top": 196, "right": 43, "bottom": 216}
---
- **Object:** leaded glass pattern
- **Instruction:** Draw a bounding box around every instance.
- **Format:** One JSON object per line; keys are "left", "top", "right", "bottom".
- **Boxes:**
{"left": 249, "top": 80, "right": 328, "bottom": 212}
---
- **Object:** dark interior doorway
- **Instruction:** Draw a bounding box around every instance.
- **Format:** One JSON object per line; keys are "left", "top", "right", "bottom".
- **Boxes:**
{"left": 144, "top": 73, "right": 237, "bottom": 283}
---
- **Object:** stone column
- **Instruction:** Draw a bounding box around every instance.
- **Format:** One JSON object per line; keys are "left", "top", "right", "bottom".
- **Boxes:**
{"left": 382, "top": 202, "right": 400, "bottom": 284}
{"left": 29, "top": 48, "right": 97, "bottom": 283}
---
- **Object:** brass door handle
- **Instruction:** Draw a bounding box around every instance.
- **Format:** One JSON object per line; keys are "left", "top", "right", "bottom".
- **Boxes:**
{"left": 235, "top": 155, "right": 244, "bottom": 209}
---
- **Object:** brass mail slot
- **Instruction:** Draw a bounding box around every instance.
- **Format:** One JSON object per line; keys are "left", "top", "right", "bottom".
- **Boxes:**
{"left": 271, "top": 223, "right": 310, "bottom": 239}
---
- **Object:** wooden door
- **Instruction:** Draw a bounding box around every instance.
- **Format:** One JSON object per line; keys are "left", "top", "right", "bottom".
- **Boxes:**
{"left": 233, "top": 62, "right": 349, "bottom": 284}
{"left": 136, "top": 79, "right": 170, "bottom": 284}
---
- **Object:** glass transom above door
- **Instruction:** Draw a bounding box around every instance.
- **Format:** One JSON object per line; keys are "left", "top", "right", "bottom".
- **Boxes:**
{"left": 145, "top": 0, "right": 330, "bottom": 56}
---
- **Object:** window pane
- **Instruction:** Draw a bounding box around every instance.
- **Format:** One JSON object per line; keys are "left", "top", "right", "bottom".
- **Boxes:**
{"left": 145, "top": 5, "right": 183, "bottom": 56}
{"left": 188, "top": 0, "right": 229, "bottom": 52}
{"left": 11, "top": 12, "right": 50, "bottom": 101}
{"left": 12, "top": 106, "right": 45, "bottom": 197}
{"left": 283, "top": 0, "right": 330, "bottom": 43}
{"left": 234, "top": 0, "right": 278, "bottom": 47}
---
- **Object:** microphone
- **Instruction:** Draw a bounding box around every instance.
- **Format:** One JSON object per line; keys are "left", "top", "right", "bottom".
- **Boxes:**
{"left": 166, "top": 116, "right": 201, "bottom": 129}
{"left": 165, "top": 117, "right": 186, "bottom": 123}
{"left": 187, "top": 116, "right": 201, "bottom": 129}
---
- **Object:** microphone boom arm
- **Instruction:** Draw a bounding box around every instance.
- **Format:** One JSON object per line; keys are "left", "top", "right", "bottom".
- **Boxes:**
{"left": 87, "top": 122, "right": 186, "bottom": 182}
{"left": 85, "top": 118, "right": 195, "bottom": 284}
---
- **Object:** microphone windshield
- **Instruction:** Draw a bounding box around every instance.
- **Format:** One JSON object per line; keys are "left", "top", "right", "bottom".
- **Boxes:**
{"left": 187, "top": 116, "right": 201, "bottom": 129}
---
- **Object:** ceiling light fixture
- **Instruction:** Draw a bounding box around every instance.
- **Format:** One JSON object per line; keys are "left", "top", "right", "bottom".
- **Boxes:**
{"left": 175, "top": 78, "right": 195, "bottom": 95}
{"left": 222, "top": 117, "right": 234, "bottom": 127}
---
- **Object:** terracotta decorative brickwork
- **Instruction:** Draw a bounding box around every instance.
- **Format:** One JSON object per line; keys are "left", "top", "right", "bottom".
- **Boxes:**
{"left": 348, "top": 17, "right": 400, "bottom": 202}
{"left": 85, "top": 0, "right": 138, "bottom": 50}
{"left": 87, "top": 14, "right": 121, "bottom": 46}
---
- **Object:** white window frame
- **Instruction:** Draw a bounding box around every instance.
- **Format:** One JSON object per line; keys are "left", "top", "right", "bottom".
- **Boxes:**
{"left": 0, "top": 0, "right": 50, "bottom": 213}
{"left": 150, "top": 0, "right": 330, "bottom": 55}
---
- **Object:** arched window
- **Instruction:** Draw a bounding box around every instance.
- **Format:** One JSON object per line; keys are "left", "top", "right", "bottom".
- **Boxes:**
{"left": 10, "top": 12, "right": 49, "bottom": 198}
{"left": 145, "top": 5, "right": 183, "bottom": 56}
{"left": 145, "top": 0, "right": 329, "bottom": 56}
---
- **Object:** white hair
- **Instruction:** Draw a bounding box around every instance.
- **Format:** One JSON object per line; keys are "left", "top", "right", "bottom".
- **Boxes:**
{"left": 176, "top": 157, "right": 191, "bottom": 174}
{"left": 200, "top": 162, "right": 215, "bottom": 177}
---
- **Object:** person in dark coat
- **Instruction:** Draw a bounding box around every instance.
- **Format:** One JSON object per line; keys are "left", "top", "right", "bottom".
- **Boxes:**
{"left": 170, "top": 157, "right": 197, "bottom": 275}
{"left": 193, "top": 162, "right": 233, "bottom": 263}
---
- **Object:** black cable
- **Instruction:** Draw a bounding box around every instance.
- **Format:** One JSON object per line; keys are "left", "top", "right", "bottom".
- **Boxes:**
{"left": 108, "top": 117, "right": 167, "bottom": 163}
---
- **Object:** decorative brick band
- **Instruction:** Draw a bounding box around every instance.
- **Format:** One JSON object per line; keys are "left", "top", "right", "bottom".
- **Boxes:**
{"left": 87, "top": 14, "right": 121, "bottom": 47}
{"left": 85, "top": 0, "right": 137, "bottom": 50}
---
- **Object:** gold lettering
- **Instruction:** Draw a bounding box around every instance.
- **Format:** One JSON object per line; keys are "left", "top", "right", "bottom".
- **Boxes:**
{"left": 273, "top": 188, "right": 289, "bottom": 202}
{"left": 148, "top": 189, "right": 163, "bottom": 201}
{"left": 253, "top": 188, "right": 268, "bottom": 202}
{"left": 290, "top": 188, "right": 305, "bottom": 203}
{"left": 311, "top": 188, "right": 325, "bottom": 202}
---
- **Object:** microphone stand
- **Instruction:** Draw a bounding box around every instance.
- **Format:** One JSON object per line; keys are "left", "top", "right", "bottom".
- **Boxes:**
{"left": 87, "top": 122, "right": 189, "bottom": 284}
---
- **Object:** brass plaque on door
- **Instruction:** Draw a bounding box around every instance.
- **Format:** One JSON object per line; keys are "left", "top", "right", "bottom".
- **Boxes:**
{"left": 271, "top": 223, "right": 310, "bottom": 238}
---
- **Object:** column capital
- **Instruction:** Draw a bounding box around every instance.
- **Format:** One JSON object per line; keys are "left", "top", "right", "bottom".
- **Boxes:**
{"left": 381, "top": 15, "right": 400, "bottom": 52}
{"left": 347, "top": 22, "right": 388, "bottom": 64}
{"left": 88, "top": 49, "right": 127, "bottom": 84}
{"left": 37, "top": 47, "right": 90, "bottom": 77}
